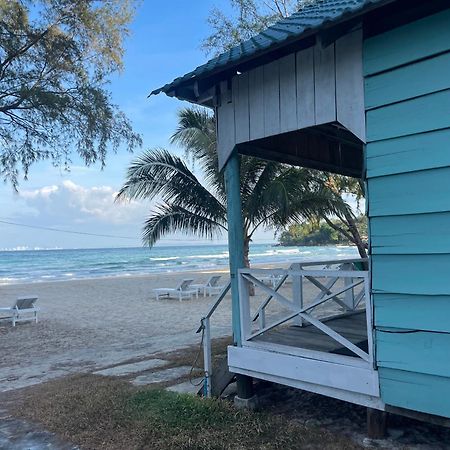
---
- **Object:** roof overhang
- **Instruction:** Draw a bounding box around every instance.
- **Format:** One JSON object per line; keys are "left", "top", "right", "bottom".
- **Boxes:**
{"left": 150, "top": 0, "right": 398, "bottom": 107}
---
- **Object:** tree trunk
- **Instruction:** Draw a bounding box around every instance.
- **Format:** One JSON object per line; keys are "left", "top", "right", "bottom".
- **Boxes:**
{"left": 322, "top": 213, "right": 368, "bottom": 269}
{"left": 342, "top": 209, "right": 368, "bottom": 262}
{"left": 243, "top": 237, "right": 251, "bottom": 269}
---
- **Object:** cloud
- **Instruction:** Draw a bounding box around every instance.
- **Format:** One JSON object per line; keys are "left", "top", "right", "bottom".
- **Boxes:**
{"left": 19, "top": 180, "right": 146, "bottom": 225}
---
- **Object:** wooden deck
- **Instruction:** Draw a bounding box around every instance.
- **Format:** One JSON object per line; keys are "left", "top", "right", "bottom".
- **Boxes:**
{"left": 251, "top": 311, "right": 368, "bottom": 357}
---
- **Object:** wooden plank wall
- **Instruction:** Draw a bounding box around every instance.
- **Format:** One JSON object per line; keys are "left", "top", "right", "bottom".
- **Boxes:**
{"left": 364, "top": 8, "right": 450, "bottom": 418}
{"left": 217, "top": 29, "right": 365, "bottom": 170}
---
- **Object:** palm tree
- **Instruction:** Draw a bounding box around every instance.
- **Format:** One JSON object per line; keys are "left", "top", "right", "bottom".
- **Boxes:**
{"left": 117, "top": 108, "right": 347, "bottom": 267}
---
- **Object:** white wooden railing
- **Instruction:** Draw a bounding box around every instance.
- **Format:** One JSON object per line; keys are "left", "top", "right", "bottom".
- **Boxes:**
{"left": 238, "top": 259, "right": 373, "bottom": 366}
{"left": 197, "top": 282, "right": 231, "bottom": 397}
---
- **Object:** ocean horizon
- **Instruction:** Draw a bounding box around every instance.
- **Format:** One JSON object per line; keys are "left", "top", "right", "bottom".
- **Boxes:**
{"left": 0, "top": 243, "right": 359, "bottom": 285}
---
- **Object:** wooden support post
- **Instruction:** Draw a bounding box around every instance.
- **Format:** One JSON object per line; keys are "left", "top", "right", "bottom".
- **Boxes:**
{"left": 224, "top": 150, "right": 245, "bottom": 347}
{"left": 203, "top": 317, "right": 212, "bottom": 397}
{"left": 367, "top": 408, "right": 387, "bottom": 439}
{"left": 343, "top": 262, "right": 355, "bottom": 310}
{"left": 292, "top": 263, "right": 303, "bottom": 326}
{"left": 236, "top": 373, "right": 254, "bottom": 399}
{"left": 224, "top": 150, "right": 254, "bottom": 400}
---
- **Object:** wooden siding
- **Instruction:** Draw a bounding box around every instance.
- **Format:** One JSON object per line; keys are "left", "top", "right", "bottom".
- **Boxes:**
{"left": 376, "top": 294, "right": 450, "bottom": 333}
{"left": 216, "top": 29, "right": 365, "bottom": 170}
{"left": 364, "top": 8, "right": 450, "bottom": 418}
{"left": 364, "top": 8, "right": 450, "bottom": 77}
{"left": 378, "top": 368, "right": 450, "bottom": 418}
{"left": 367, "top": 129, "right": 450, "bottom": 178}
{"left": 371, "top": 212, "right": 450, "bottom": 255}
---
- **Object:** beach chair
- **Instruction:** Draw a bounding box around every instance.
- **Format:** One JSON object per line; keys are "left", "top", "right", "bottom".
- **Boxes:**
{"left": 192, "top": 275, "right": 225, "bottom": 297}
{"left": 153, "top": 279, "right": 198, "bottom": 301}
{"left": 0, "top": 296, "right": 39, "bottom": 326}
{"left": 254, "top": 274, "right": 283, "bottom": 288}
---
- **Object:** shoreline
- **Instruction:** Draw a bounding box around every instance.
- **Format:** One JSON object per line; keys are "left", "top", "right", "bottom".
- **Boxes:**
{"left": 2, "top": 253, "right": 359, "bottom": 288}
{"left": 0, "top": 260, "right": 355, "bottom": 392}
{"left": 2, "top": 244, "right": 359, "bottom": 286}
{"left": 0, "top": 264, "right": 232, "bottom": 287}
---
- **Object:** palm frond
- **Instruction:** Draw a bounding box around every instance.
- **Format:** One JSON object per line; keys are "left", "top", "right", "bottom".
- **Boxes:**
{"left": 170, "top": 108, "right": 224, "bottom": 197}
{"left": 116, "top": 148, "right": 227, "bottom": 223}
{"left": 143, "top": 203, "right": 227, "bottom": 247}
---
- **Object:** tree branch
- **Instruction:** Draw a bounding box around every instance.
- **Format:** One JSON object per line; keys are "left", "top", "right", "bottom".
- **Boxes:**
{"left": 322, "top": 216, "right": 355, "bottom": 244}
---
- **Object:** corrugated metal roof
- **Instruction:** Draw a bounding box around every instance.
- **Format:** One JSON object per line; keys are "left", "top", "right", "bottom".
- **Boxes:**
{"left": 151, "top": 0, "right": 390, "bottom": 98}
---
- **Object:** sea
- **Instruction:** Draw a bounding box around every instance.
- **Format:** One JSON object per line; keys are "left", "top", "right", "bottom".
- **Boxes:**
{"left": 0, "top": 244, "right": 359, "bottom": 285}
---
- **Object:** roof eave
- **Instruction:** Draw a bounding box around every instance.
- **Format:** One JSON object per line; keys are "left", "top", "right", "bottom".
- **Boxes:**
{"left": 150, "top": 0, "right": 398, "bottom": 104}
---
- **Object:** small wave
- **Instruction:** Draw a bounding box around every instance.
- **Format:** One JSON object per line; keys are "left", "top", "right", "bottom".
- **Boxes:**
{"left": 0, "top": 276, "right": 30, "bottom": 285}
{"left": 184, "top": 252, "right": 229, "bottom": 260}
{"left": 150, "top": 256, "right": 180, "bottom": 261}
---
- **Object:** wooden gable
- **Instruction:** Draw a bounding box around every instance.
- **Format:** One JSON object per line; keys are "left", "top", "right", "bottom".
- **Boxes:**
{"left": 216, "top": 29, "right": 365, "bottom": 173}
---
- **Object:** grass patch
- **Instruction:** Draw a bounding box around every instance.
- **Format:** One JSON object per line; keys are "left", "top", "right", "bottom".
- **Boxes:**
{"left": 8, "top": 374, "right": 362, "bottom": 450}
{"left": 129, "top": 389, "right": 236, "bottom": 429}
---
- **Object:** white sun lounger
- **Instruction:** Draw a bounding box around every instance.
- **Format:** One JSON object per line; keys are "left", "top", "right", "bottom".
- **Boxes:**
{"left": 0, "top": 296, "right": 39, "bottom": 326}
{"left": 153, "top": 279, "right": 198, "bottom": 301}
{"left": 192, "top": 275, "right": 226, "bottom": 297}
{"left": 254, "top": 274, "right": 283, "bottom": 288}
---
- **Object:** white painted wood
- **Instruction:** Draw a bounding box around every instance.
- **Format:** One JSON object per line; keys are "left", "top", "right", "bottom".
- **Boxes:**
{"left": 248, "top": 258, "right": 368, "bottom": 325}
{"left": 314, "top": 43, "right": 336, "bottom": 124}
{"left": 342, "top": 262, "right": 356, "bottom": 310}
{"left": 241, "top": 270, "right": 370, "bottom": 361}
{"left": 238, "top": 273, "right": 252, "bottom": 341}
{"left": 248, "top": 66, "right": 265, "bottom": 140}
{"left": 279, "top": 53, "right": 297, "bottom": 133}
{"left": 242, "top": 272, "right": 363, "bottom": 313}
{"left": 233, "top": 73, "right": 250, "bottom": 143}
{"left": 263, "top": 60, "right": 280, "bottom": 137}
{"left": 258, "top": 307, "right": 266, "bottom": 330}
{"left": 243, "top": 339, "right": 370, "bottom": 369}
{"left": 203, "top": 317, "right": 212, "bottom": 396}
{"left": 232, "top": 366, "right": 384, "bottom": 409}
{"left": 215, "top": 37, "right": 366, "bottom": 170}
{"left": 247, "top": 309, "right": 300, "bottom": 341}
{"left": 298, "top": 311, "right": 370, "bottom": 361}
{"left": 300, "top": 258, "right": 368, "bottom": 267}
{"left": 252, "top": 272, "right": 290, "bottom": 322}
{"left": 228, "top": 346, "right": 380, "bottom": 396}
{"left": 217, "top": 81, "right": 236, "bottom": 170}
{"left": 291, "top": 263, "right": 303, "bottom": 326}
{"left": 240, "top": 267, "right": 367, "bottom": 279}
{"left": 196, "top": 282, "right": 232, "bottom": 396}
{"left": 354, "top": 288, "right": 365, "bottom": 308}
{"left": 201, "top": 283, "right": 231, "bottom": 322}
{"left": 302, "top": 279, "right": 363, "bottom": 313}
{"left": 336, "top": 29, "right": 366, "bottom": 142}
{"left": 296, "top": 46, "right": 315, "bottom": 128}
{"left": 305, "top": 275, "right": 351, "bottom": 311}
{"left": 364, "top": 272, "right": 375, "bottom": 366}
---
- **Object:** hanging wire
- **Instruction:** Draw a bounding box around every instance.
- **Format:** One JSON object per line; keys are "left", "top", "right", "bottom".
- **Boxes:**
{"left": 190, "top": 318, "right": 207, "bottom": 391}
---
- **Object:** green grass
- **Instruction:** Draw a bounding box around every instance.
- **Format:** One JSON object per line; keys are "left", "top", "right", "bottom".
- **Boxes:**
{"left": 129, "top": 389, "right": 238, "bottom": 429}
{"left": 8, "top": 374, "right": 362, "bottom": 450}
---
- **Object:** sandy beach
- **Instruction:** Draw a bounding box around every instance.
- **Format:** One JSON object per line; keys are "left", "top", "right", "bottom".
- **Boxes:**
{"left": 0, "top": 265, "right": 354, "bottom": 392}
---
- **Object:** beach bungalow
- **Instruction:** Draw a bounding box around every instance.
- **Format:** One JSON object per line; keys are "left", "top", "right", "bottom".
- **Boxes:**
{"left": 151, "top": 0, "right": 450, "bottom": 436}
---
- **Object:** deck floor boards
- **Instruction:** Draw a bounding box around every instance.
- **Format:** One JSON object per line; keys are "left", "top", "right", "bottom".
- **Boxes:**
{"left": 251, "top": 311, "right": 368, "bottom": 355}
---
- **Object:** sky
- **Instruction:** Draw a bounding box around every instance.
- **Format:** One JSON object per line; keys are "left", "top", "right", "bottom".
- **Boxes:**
{"left": 0, "top": 1, "right": 281, "bottom": 251}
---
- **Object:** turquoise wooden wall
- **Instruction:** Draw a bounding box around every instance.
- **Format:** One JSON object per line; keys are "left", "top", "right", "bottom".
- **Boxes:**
{"left": 364, "top": 8, "right": 450, "bottom": 418}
